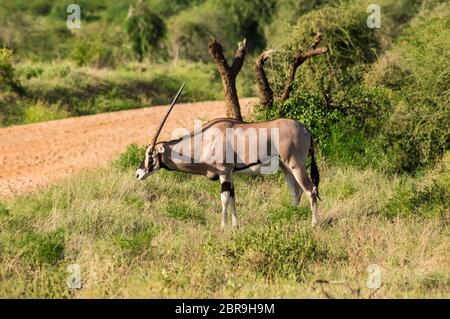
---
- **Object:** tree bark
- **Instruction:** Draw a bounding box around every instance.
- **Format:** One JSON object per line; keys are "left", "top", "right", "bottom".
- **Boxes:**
{"left": 280, "top": 32, "right": 328, "bottom": 102}
{"left": 255, "top": 49, "right": 275, "bottom": 108}
{"left": 208, "top": 38, "right": 246, "bottom": 121}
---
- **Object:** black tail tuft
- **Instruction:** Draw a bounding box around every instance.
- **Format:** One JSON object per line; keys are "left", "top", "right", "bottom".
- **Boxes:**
{"left": 310, "top": 137, "right": 321, "bottom": 200}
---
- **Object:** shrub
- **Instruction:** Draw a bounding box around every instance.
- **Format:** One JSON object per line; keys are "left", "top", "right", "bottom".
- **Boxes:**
{"left": 69, "top": 38, "right": 114, "bottom": 67}
{"left": 0, "top": 48, "right": 25, "bottom": 95}
{"left": 126, "top": 1, "right": 166, "bottom": 61}
{"left": 375, "top": 15, "right": 450, "bottom": 172}
{"left": 255, "top": 0, "right": 448, "bottom": 173}
{"left": 114, "top": 144, "right": 146, "bottom": 170}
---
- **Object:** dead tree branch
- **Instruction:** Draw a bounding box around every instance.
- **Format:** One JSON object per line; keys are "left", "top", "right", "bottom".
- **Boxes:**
{"left": 208, "top": 38, "right": 247, "bottom": 121}
{"left": 280, "top": 32, "right": 328, "bottom": 102}
{"left": 255, "top": 49, "right": 276, "bottom": 108}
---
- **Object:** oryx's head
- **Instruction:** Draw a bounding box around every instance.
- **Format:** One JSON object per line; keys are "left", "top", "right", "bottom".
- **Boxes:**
{"left": 136, "top": 143, "right": 165, "bottom": 180}
{"left": 136, "top": 81, "right": 186, "bottom": 181}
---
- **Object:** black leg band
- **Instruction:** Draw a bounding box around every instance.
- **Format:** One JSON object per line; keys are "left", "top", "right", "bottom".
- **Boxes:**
{"left": 221, "top": 182, "right": 235, "bottom": 197}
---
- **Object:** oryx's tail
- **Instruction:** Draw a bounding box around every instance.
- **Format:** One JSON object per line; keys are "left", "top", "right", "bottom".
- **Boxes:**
{"left": 309, "top": 136, "right": 320, "bottom": 200}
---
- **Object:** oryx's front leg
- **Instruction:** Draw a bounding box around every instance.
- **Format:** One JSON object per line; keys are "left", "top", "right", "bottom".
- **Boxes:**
{"left": 219, "top": 174, "right": 237, "bottom": 229}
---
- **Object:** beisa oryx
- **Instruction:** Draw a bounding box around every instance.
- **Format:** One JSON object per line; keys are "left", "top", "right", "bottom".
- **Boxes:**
{"left": 136, "top": 83, "right": 320, "bottom": 229}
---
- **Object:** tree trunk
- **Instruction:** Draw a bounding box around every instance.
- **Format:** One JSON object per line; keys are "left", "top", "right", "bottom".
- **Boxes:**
{"left": 208, "top": 38, "right": 246, "bottom": 121}
{"left": 255, "top": 49, "right": 275, "bottom": 108}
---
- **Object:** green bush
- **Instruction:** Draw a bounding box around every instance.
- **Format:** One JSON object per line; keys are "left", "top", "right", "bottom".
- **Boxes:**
{"left": 69, "top": 38, "right": 114, "bottom": 67}
{"left": 115, "top": 144, "right": 147, "bottom": 170}
{"left": 126, "top": 1, "right": 166, "bottom": 61}
{"left": 0, "top": 48, "right": 25, "bottom": 95}
{"left": 375, "top": 16, "right": 450, "bottom": 172}
{"left": 255, "top": 0, "right": 448, "bottom": 174}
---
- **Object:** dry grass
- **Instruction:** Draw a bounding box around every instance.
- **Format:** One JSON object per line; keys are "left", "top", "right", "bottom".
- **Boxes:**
{"left": 0, "top": 153, "right": 448, "bottom": 298}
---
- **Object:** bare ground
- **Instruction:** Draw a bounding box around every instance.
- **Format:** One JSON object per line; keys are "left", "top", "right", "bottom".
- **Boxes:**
{"left": 0, "top": 98, "right": 256, "bottom": 197}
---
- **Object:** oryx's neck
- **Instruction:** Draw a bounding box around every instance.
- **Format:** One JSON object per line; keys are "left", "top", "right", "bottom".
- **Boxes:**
{"left": 159, "top": 139, "right": 201, "bottom": 174}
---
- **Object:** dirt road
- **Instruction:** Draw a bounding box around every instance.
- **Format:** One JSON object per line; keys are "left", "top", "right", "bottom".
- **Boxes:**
{"left": 0, "top": 98, "right": 256, "bottom": 197}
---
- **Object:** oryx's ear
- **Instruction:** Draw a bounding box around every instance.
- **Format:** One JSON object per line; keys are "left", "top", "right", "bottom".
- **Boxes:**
{"left": 155, "top": 144, "right": 165, "bottom": 154}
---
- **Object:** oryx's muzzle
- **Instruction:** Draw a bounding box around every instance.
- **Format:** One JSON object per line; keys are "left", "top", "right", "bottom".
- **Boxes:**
{"left": 136, "top": 168, "right": 149, "bottom": 180}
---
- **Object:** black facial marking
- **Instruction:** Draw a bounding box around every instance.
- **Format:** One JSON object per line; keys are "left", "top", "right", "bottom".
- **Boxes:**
{"left": 221, "top": 182, "right": 235, "bottom": 197}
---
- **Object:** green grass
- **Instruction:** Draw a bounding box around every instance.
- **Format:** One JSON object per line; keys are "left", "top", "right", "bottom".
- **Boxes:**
{"left": 0, "top": 150, "right": 448, "bottom": 298}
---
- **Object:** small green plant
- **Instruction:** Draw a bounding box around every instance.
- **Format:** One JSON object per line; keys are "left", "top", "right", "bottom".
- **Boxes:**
{"left": 0, "top": 48, "right": 25, "bottom": 95}
{"left": 115, "top": 144, "right": 146, "bottom": 170}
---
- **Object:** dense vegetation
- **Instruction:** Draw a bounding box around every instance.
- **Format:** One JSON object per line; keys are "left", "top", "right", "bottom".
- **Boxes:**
{"left": 0, "top": 0, "right": 449, "bottom": 298}
{"left": 255, "top": 0, "right": 449, "bottom": 173}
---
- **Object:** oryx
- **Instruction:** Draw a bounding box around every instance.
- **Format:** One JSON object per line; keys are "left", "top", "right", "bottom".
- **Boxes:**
{"left": 136, "top": 83, "right": 320, "bottom": 228}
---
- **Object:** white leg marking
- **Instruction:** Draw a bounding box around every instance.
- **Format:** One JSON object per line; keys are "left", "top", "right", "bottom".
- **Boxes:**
{"left": 281, "top": 165, "right": 303, "bottom": 206}
{"left": 230, "top": 197, "right": 238, "bottom": 227}
{"left": 220, "top": 191, "right": 230, "bottom": 230}
{"left": 290, "top": 166, "right": 319, "bottom": 227}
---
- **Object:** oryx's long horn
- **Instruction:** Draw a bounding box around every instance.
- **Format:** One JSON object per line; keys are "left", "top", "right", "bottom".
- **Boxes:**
{"left": 150, "top": 81, "right": 186, "bottom": 149}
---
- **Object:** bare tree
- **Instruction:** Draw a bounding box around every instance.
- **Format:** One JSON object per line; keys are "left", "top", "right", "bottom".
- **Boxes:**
{"left": 209, "top": 32, "right": 328, "bottom": 118}
{"left": 280, "top": 32, "right": 328, "bottom": 101}
{"left": 255, "top": 49, "right": 276, "bottom": 108}
{"left": 255, "top": 32, "right": 328, "bottom": 108}
{"left": 208, "top": 38, "right": 247, "bottom": 121}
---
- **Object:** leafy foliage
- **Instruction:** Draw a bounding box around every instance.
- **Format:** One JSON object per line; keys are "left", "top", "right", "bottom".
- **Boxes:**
{"left": 0, "top": 48, "right": 24, "bottom": 95}
{"left": 126, "top": 1, "right": 166, "bottom": 61}
{"left": 115, "top": 143, "right": 146, "bottom": 170}
{"left": 255, "top": 0, "right": 449, "bottom": 173}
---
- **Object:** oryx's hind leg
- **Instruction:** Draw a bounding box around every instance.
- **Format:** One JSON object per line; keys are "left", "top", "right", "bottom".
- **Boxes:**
{"left": 280, "top": 165, "right": 303, "bottom": 206}
{"left": 288, "top": 164, "right": 319, "bottom": 227}
{"left": 219, "top": 174, "right": 237, "bottom": 229}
